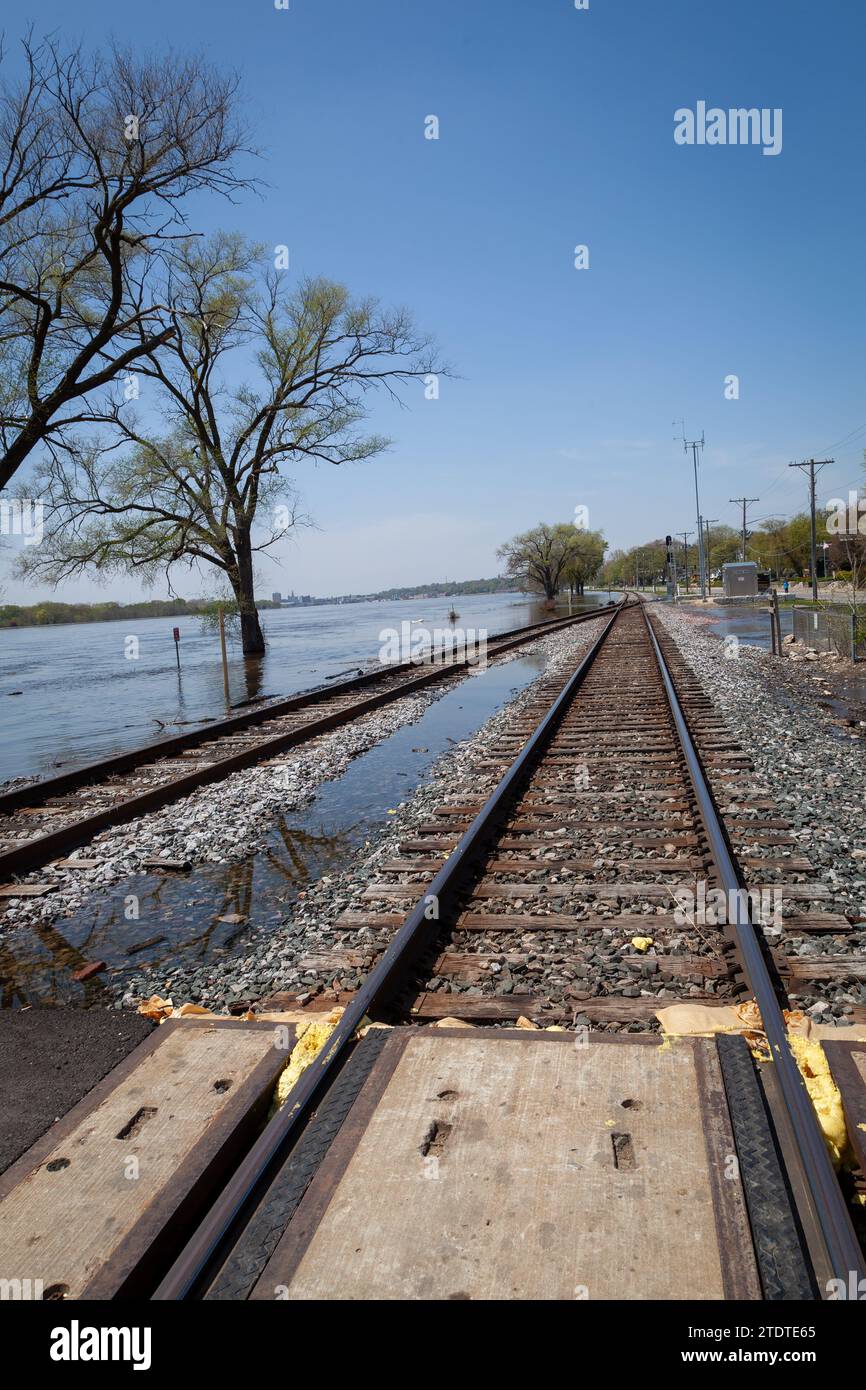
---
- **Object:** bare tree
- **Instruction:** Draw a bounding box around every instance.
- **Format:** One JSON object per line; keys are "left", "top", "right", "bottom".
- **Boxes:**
{"left": 0, "top": 31, "right": 254, "bottom": 489}
{"left": 19, "top": 235, "right": 444, "bottom": 653}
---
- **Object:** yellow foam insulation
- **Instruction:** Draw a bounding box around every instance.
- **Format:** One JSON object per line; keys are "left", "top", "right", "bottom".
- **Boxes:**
{"left": 631, "top": 936, "right": 654, "bottom": 952}
{"left": 271, "top": 1007, "right": 382, "bottom": 1111}
{"left": 138, "top": 995, "right": 176, "bottom": 1022}
{"left": 787, "top": 1033, "right": 852, "bottom": 1167}
{"left": 656, "top": 1000, "right": 866, "bottom": 1170}
{"left": 136, "top": 995, "right": 325, "bottom": 1028}
{"left": 273, "top": 1008, "right": 346, "bottom": 1109}
{"left": 137, "top": 995, "right": 255, "bottom": 1024}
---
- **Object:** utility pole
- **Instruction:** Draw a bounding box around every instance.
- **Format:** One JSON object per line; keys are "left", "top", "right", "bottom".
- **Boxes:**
{"left": 703, "top": 518, "right": 718, "bottom": 592}
{"left": 683, "top": 428, "right": 707, "bottom": 599}
{"left": 677, "top": 531, "right": 693, "bottom": 592}
{"left": 729, "top": 496, "right": 759, "bottom": 563}
{"left": 788, "top": 459, "right": 832, "bottom": 603}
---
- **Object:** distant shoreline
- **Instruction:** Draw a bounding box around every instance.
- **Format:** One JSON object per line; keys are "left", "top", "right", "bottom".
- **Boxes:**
{"left": 0, "top": 583, "right": 525, "bottom": 631}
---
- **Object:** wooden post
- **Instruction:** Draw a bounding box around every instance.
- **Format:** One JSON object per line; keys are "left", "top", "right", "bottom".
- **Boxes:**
{"left": 172, "top": 626, "right": 181, "bottom": 670}
{"left": 770, "top": 589, "right": 782, "bottom": 656}
{"left": 218, "top": 607, "right": 230, "bottom": 703}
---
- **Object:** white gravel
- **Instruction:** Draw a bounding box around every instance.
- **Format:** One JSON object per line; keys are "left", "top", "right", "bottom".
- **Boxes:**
{"left": 653, "top": 601, "right": 866, "bottom": 1022}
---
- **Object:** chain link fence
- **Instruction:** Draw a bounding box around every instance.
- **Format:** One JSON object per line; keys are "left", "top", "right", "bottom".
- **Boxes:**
{"left": 792, "top": 604, "right": 859, "bottom": 660}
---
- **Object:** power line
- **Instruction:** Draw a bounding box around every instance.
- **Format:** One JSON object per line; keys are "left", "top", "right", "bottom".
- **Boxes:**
{"left": 760, "top": 438, "right": 863, "bottom": 508}
{"left": 760, "top": 460, "right": 799, "bottom": 502}
{"left": 817, "top": 422, "right": 866, "bottom": 455}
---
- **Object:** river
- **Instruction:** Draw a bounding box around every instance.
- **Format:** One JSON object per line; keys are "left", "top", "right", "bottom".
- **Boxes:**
{"left": 0, "top": 591, "right": 611, "bottom": 780}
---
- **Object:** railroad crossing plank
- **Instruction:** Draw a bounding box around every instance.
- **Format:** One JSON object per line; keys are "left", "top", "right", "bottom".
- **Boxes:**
{"left": 250, "top": 1030, "right": 760, "bottom": 1300}
{"left": 0, "top": 1018, "right": 292, "bottom": 1300}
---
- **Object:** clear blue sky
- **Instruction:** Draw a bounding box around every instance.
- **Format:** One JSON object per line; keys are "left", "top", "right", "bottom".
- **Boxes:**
{"left": 5, "top": 0, "right": 866, "bottom": 601}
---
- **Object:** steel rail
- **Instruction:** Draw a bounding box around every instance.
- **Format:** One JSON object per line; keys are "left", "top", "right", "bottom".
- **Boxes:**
{"left": 643, "top": 606, "right": 865, "bottom": 1290}
{"left": 152, "top": 601, "right": 626, "bottom": 1299}
{"left": 0, "top": 606, "right": 617, "bottom": 880}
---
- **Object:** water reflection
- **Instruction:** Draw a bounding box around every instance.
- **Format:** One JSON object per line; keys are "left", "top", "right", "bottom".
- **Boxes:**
{"left": 699, "top": 603, "right": 792, "bottom": 650}
{"left": 239, "top": 651, "right": 266, "bottom": 706}
{"left": 0, "top": 650, "right": 548, "bottom": 1006}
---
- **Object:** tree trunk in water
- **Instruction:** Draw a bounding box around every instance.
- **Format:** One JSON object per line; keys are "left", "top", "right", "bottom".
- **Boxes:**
{"left": 239, "top": 605, "right": 265, "bottom": 655}
{"left": 234, "top": 536, "right": 266, "bottom": 656}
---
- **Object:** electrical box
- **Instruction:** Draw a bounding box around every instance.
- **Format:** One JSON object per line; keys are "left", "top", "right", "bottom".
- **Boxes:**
{"left": 722, "top": 562, "right": 758, "bottom": 597}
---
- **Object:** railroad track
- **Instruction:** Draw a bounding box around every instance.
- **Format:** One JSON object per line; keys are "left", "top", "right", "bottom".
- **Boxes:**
{"left": 0, "top": 606, "right": 611, "bottom": 884}
{"left": 143, "top": 598, "right": 864, "bottom": 1300}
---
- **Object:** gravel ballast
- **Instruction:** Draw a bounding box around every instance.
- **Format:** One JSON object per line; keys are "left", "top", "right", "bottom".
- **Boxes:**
{"left": 653, "top": 602, "right": 866, "bottom": 1024}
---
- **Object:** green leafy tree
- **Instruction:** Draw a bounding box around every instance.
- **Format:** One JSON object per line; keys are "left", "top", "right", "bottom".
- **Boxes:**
{"left": 704, "top": 525, "right": 740, "bottom": 578}
{"left": 559, "top": 526, "right": 607, "bottom": 595}
{"left": 497, "top": 521, "right": 606, "bottom": 601}
{"left": 749, "top": 513, "right": 831, "bottom": 578}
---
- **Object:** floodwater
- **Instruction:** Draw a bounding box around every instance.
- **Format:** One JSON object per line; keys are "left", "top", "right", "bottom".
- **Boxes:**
{"left": 0, "top": 591, "right": 611, "bottom": 781}
{"left": 682, "top": 599, "right": 866, "bottom": 721}
{"left": 0, "top": 650, "right": 553, "bottom": 1007}
{"left": 695, "top": 601, "right": 793, "bottom": 651}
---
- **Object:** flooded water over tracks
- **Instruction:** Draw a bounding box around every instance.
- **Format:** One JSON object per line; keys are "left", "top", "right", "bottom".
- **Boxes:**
{"left": 0, "top": 652, "right": 547, "bottom": 1007}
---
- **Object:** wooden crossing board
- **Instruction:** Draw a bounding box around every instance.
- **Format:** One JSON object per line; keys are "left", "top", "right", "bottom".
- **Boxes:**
{"left": 251, "top": 1029, "right": 761, "bottom": 1301}
{"left": 0, "top": 1017, "right": 292, "bottom": 1299}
